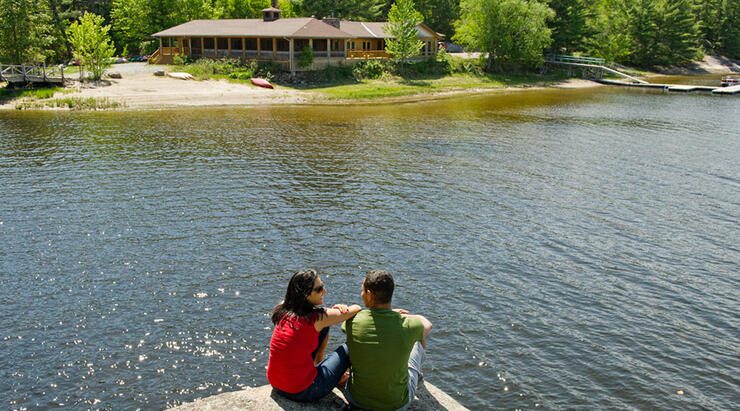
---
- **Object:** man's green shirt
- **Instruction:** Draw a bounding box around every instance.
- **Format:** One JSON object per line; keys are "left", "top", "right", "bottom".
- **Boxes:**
{"left": 342, "top": 308, "right": 424, "bottom": 410}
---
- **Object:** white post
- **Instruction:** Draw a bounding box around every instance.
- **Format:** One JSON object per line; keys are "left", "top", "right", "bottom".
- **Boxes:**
{"left": 289, "top": 38, "right": 294, "bottom": 74}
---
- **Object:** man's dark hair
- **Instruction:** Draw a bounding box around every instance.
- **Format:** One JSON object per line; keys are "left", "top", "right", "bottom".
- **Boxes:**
{"left": 365, "top": 270, "right": 394, "bottom": 304}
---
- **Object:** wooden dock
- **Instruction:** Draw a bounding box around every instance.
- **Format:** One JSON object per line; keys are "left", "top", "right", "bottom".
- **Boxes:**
{"left": 0, "top": 63, "right": 65, "bottom": 85}
{"left": 598, "top": 79, "right": 740, "bottom": 94}
{"left": 544, "top": 54, "right": 649, "bottom": 84}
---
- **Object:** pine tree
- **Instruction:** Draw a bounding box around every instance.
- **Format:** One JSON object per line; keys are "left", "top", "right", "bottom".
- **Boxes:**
{"left": 299, "top": 0, "right": 384, "bottom": 20}
{"left": 629, "top": 0, "right": 699, "bottom": 66}
{"left": 0, "top": 0, "right": 55, "bottom": 63}
{"left": 547, "top": 0, "right": 591, "bottom": 53}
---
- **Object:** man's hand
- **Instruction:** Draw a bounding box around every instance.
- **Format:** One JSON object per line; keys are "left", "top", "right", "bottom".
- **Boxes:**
{"left": 393, "top": 308, "right": 410, "bottom": 315}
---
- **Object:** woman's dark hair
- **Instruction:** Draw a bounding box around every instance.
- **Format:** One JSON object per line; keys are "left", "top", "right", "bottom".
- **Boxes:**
{"left": 271, "top": 269, "right": 326, "bottom": 328}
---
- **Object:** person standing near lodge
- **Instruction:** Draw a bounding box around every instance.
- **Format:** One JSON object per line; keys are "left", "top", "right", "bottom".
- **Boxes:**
{"left": 342, "top": 270, "right": 433, "bottom": 410}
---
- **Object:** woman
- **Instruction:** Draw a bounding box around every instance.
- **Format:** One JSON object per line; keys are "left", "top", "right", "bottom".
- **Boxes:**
{"left": 267, "top": 269, "right": 361, "bottom": 402}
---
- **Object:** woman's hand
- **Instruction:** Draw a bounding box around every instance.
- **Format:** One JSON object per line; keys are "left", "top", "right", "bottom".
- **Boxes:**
{"left": 333, "top": 304, "right": 349, "bottom": 314}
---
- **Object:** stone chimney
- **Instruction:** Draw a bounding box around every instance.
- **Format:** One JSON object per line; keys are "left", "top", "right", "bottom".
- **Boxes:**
{"left": 322, "top": 17, "right": 340, "bottom": 29}
{"left": 262, "top": 0, "right": 282, "bottom": 21}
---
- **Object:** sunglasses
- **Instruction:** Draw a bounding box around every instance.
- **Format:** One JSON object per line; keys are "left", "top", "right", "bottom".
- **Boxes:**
{"left": 313, "top": 284, "right": 324, "bottom": 293}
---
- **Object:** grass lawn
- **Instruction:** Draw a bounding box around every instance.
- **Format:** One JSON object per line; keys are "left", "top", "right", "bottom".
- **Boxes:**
{"left": 310, "top": 72, "right": 569, "bottom": 100}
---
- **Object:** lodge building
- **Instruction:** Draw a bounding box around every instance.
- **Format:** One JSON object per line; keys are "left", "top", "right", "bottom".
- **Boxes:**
{"left": 151, "top": 1, "right": 443, "bottom": 73}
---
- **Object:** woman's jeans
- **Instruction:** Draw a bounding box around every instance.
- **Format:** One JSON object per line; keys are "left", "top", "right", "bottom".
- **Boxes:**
{"left": 273, "top": 329, "right": 349, "bottom": 402}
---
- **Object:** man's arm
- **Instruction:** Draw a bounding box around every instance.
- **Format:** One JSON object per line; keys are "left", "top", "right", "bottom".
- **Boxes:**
{"left": 404, "top": 314, "right": 432, "bottom": 349}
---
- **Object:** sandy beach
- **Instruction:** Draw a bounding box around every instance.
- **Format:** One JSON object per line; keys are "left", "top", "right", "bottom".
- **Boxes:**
{"left": 2, "top": 55, "right": 737, "bottom": 110}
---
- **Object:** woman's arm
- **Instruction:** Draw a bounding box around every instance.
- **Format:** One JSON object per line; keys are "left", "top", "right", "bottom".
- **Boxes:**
{"left": 314, "top": 304, "right": 362, "bottom": 331}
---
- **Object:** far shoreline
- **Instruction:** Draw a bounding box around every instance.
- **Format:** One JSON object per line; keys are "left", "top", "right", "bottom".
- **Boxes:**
{"left": 1, "top": 54, "right": 737, "bottom": 111}
{"left": 0, "top": 76, "right": 606, "bottom": 111}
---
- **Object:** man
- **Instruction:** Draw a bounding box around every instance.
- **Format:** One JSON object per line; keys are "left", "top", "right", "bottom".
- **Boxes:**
{"left": 342, "top": 270, "right": 433, "bottom": 410}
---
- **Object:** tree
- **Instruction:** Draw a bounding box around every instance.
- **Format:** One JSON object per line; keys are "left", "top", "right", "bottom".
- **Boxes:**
{"left": 0, "top": 0, "right": 55, "bottom": 63}
{"left": 385, "top": 0, "right": 424, "bottom": 64}
{"left": 410, "top": 0, "right": 459, "bottom": 38}
{"left": 718, "top": 0, "right": 740, "bottom": 57}
{"left": 47, "top": 0, "right": 84, "bottom": 60}
{"left": 111, "top": 0, "right": 218, "bottom": 54}
{"left": 546, "top": 0, "right": 591, "bottom": 52}
{"left": 454, "top": 0, "right": 554, "bottom": 72}
{"left": 628, "top": 0, "right": 699, "bottom": 66}
{"left": 584, "top": 0, "right": 632, "bottom": 63}
{"left": 67, "top": 12, "right": 115, "bottom": 80}
{"left": 299, "top": 0, "right": 384, "bottom": 20}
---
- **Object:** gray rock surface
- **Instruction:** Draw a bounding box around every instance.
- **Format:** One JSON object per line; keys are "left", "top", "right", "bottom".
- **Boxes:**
{"left": 169, "top": 381, "right": 468, "bottom": 411}
{"left": 107, "top": 71, "right": 122, "bottom": 79}
{"left": 154, "top": 70, "right": 165, "bottom": 77}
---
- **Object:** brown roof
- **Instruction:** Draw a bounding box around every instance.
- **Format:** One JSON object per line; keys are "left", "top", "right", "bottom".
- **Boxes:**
{"left": 152, "top": 18, "right": 352, "bottom": 39}
{"left": 340, "top": 21, "right": 442, "bottom": 39}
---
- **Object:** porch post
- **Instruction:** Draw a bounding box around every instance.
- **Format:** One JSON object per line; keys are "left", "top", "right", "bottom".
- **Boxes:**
{"left": 159, "top": 37, "right": 163, "bottom": 55}
{"left": 327, "top": 39, "right": 331, "bottom": 58}
{"left": 309, "top": 38, "right": 313, "bottom": 51}
{"left": 242, "top": 37, "right": 245, "bottom": 59}
{"left": 215, "top": 37, "right": 219, "bottom": 58}
{"left": 289, "top": 38, "right": 294, "bottom": 74}
{"left": 228, "top": 37, "right": 231, "bottom": 57}
{"left": 272, "top": 38, "right": 277, "bottom": 58}
{"left": 257, "top": 38, "right": 261, "bottom": 57}
{"left": 179, "top": 36, "right": 183, "bottom": 55}
{"left": 200, "top": 37, "right": 204, "bottom": 56}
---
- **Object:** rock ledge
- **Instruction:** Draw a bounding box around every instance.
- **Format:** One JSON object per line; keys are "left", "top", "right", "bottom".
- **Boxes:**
{"left": 169, "top": 381, "right": 468, "bottom": 410}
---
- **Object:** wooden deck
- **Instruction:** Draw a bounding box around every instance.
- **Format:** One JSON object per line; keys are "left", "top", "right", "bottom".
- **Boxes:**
{"left": 1, "top": 64, "right": 65, "bottom": 85}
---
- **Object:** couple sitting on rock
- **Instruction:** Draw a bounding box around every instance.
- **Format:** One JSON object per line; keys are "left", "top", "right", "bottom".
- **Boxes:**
{"left": 266, "top": 269, "right": 433, "bottom": 411}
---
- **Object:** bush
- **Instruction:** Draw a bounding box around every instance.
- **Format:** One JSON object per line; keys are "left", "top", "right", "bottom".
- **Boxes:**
{"left": 299, "top": 46, "right": 314, "bottom": 69}
{"left": 352, "top": 60, "right": 393, "bottom": 79}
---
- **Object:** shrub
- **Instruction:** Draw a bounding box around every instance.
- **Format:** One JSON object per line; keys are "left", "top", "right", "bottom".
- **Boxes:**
{"left": 352, "top": 60, "right": 393, "bottom": 79}
{"left": 299, "top": 46, "right": 314, "bottom": 69}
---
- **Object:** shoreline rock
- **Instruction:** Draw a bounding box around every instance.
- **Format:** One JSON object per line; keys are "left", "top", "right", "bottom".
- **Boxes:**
{"left": 169, "top": 381, "right": 468, "bottom": 411}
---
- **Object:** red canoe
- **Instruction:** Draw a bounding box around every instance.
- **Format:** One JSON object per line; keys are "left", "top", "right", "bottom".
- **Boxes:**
{"left": 251, "top": 78, "right": 274, "bottom": 89}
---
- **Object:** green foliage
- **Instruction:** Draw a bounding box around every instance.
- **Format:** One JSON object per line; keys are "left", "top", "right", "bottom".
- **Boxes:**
{"left": 66, "top": 12, "right": 115, "bottom": 80}
{"left": 455, "top": 0, "right": 554, "bottom": 72}
{"left": 717, "top": 0, "right": 740, "bottom": 58}
{"left": 411, "top": 0, "right": 459, "bottom": 39}
{"left": 0, "top": 0, "right": 55, "bottom": 63}
{"left": 111, "top": 0, "right": 220, "bottom": 55}
{"left": 628, "top": 0, "right": 699, "bottom": 66}
{"left": 299, "top": 46, "right": 314, "bottom": 68}
{"left": 299, "top": 0, "right": 384, "bottom": 20}
{"left": 385, "top": 0, "right": 424, "bottom": 64}
{"left": 547, "top": 0, "right": 591, "bottom": 52}
{"left": 180, "top": 58, "right": 277, "bottom": 81}
{"left": 584, "top": 0, "right": 632, "bottom": 63}
{"left": 16, "top": 96, "right": 122, "bottom": 110}
{"left": 352, "top": 59, "right": 394, "bottom": 79}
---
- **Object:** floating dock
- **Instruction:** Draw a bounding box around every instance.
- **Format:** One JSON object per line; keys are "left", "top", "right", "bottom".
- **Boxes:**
{"left": 598, "top": 79, "right": 740, "bottom": 94}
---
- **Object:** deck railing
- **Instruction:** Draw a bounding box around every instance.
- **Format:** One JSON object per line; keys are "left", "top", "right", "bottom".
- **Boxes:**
{"left": 347, "top": 50, "right": 390, "bottom": 59}
{"left": 545, "top": 54, "right": 606, "bottom": 65}
{"left": 0, "top": 63, "right": 64, "bottom": 83}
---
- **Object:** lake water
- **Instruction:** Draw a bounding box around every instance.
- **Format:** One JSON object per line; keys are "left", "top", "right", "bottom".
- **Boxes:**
{"left": 1, "top": 85, "right": 738, "bottom": 410}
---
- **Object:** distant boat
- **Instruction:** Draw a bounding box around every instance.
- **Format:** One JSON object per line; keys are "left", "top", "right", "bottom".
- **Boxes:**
{"left": 251, "top": 78, "right": 273, "bottom": 89}
{"left": 720, "top": 75, "right": 739, "bottom": 87}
